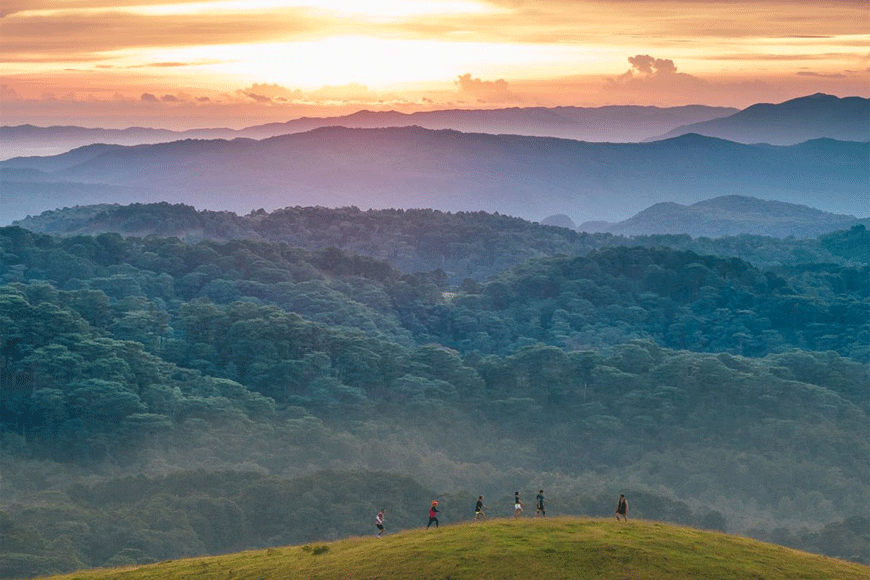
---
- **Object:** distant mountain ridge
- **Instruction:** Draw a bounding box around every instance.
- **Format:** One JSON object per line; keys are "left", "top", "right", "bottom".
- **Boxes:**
{"left": 578, "top": 195, "right": 868, "bottom": 238}
{"left": 0, "top": 103, "right": 738, "bottom": 159}
{"left": 2, "top": 126, "right": 866, "bottom": 225}
{"left": 237, "top": 103, "right": 738, "bottom": 142}
{"left": 4, "top": 93, "right": 865, "bottom": 162}
{"left": 652, "top": 93, "right": 870, "bottom": 144}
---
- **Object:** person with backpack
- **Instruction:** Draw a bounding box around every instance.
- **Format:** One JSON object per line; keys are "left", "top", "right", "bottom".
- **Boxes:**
{"left": 427, "top": 501, "right": 440, "bottom": 528}
{"left": 535, "top": 490, "right": 546, "bottom": 517}
{"left": 615, "top": 494, "right": 628, "bottom": 522}
{"left": 375, "top": 508, "right": 385, "bottom": 537}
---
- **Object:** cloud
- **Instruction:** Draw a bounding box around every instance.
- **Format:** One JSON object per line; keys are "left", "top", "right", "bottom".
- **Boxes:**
{"left": 608, "top": 54, "right": 710, "bottom": 93}
{"left": 601, "top": 54, "right": 726, "bottom": 104}
{"left": 629, "top": 55, "right": 676, "bottom": 75}
{"left": 0, "top": 84, "right": 21, "bottom": 100}
{"left": 234, "top": 82, "right": 382, "bottom": 104}
{"left": 242, "top": 92, "right": 272, "bottom": 104}
{"left": 620, "top": 54, "right": 681, "bottom": 79}
{"left": 482, "top": 1, "right": 868, "bottom": 41}
{"left": 796, "top": 71, "right": 846, "bottom": 79}
{"left": 140, "top": 93, "right": 158, "bottom": 102}
{"left": 0, "top": 9, "right": 334, "bottom": 62}
{"left": 243, "top": 83, "right": 304, "bottom": 100}
{"left": 455, "top": 73, "right": 520, "bottom": 103}
{"left": 144, "top": 62, "right": 188, "bottom": 68}
{"left": 593, "top": 53, "right": 860, "bottom": 107}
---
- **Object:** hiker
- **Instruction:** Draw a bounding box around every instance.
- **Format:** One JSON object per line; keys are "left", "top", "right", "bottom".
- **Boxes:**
{"left": 535, "top": 490, "right": 546, "bottom": 517}
{"left": 474, "top": 496, "right": 488, "bottom": 522}
{"left": 375, "top": 508, "right": 385, "bottom": 537}
{"left": 615, "top": 494, "right": 628, "bottom": 522}
{"left": 513, "top": 491, "right": 525, "bottom": 518}
{"left": 427, "top": 501, "right": 440, "bottom": 528}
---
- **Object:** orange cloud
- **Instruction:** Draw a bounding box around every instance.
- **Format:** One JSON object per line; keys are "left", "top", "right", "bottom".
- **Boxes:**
{"left": 609, "top": 54, "right": 708, "bottom": 89}
{"left": 0, "top": 8, "right": 336, "bottom": 63}
{"left": 455, "top": 73, "right": 521, "bottom": 103}
{"left": 1, "top": 84, "right": 21, "bottom": 100}
{"left": 234, "top": 83, "right": 379, "bottom": 104}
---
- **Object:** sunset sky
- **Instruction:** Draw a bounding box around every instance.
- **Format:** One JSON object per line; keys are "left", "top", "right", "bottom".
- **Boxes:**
{"left": 1, "top": 0, "right": 868, "bottom": 128}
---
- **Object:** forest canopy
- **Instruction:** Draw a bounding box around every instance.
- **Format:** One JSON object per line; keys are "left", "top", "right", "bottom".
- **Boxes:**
{"left": 1, "top": 216, "right": 867, "bottom": 577}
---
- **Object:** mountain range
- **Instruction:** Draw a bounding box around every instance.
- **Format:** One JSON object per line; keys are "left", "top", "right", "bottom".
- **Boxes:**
{"left": 653, "top": 93, "right": 869, "bottom": 145}
{"left": 1, "top": 104, "right": 737, "bottom": 160}
{"left": 2, "top": 127, "right": 866, "bottom": 226}
{"left": 3, "top": 93, "right": 867, "bottom": 161}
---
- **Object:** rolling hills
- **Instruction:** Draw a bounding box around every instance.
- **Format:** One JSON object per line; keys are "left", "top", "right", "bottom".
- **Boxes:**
{"left": 9, "top": 202, "right": 868, "bottom": 287}
{"left": 30, "top": 519, "right": 868, "bottom": 580}
{"left": 2, "top": 128, "right": 866, "bottom": 226}
{"left": 578, "top": 195, "right": 868, "bottom": 238}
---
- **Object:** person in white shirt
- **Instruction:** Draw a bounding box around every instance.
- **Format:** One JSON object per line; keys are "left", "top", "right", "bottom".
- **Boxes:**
{"left": 376, "top": 508, "right": 385, "bottom": 537}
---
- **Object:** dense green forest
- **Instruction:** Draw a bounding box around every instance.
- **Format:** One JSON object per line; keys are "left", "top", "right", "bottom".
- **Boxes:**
{"left": 1, "top": 219, "right": 868, "bottom": 577}
{"left": 13, "top": 203, "right": 869, "bottom": 284}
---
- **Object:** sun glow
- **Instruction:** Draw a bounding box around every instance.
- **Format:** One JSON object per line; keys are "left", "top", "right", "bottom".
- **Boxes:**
{"left": 1, "top": 0, "right": 866, "bottom": 126}
{"left": 109, "top": 36, "right": 613, "bottom": 89}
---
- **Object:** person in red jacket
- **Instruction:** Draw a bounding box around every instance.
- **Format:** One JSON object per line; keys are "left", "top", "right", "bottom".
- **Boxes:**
{"left": 427, "top": 501, "right": 440, "bottom": 528}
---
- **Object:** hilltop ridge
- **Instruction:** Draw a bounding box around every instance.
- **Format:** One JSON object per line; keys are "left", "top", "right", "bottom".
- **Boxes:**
{"left": 34, "top": 518, "right": 867, "bottom": 580}
{"left": 577, "top": 195, "right": 866, "bottom": 238}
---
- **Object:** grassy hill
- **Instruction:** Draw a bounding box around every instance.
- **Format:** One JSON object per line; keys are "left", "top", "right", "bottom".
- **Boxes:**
{"left": 33, "top": 518, "right": 866, "bottom": 580}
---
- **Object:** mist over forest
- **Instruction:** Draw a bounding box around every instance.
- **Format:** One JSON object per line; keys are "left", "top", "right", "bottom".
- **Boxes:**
{"left": 1, "top": 89, "right": 868, "bottom": 580}
{"left": 1, "top": 203, "right": 867, "bottom": 577}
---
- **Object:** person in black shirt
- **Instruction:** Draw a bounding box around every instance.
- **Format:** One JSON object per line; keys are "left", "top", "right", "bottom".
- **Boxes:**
{"left": 474, "top": 496, "right": 488, "bottom": 522}
{"left": 615, "top": 494, "right": 628, "bottom": 522}
{"left": 535, "top": 490, "right": 546, "bottom": 517}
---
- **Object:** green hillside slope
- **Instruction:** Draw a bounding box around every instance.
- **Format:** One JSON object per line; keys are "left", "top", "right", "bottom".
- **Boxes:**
{"left": 34, "top": 519, "right": 866, "bottom": 580}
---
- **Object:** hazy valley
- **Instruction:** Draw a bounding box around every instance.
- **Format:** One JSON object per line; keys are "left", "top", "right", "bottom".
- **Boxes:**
{"left": 1, "top": 93, "right": 868, "bottom": 578}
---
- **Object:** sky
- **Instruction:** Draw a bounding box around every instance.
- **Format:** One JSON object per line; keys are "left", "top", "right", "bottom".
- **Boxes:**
{"left": 1, "top": 0, "right": 868, "bottom": 128}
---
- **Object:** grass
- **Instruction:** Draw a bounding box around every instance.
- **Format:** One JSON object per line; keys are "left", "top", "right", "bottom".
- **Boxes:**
{"left": 34, "top": 518, "right": 868, "bottom": 580}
